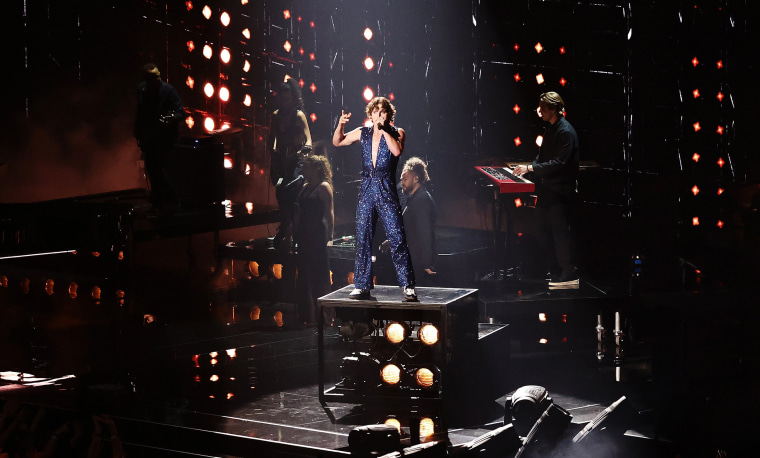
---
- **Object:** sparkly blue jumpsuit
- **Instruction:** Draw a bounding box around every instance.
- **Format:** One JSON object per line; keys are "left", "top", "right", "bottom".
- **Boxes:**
{"left": 354, "top": 126, "right": 415, "bottom": 290}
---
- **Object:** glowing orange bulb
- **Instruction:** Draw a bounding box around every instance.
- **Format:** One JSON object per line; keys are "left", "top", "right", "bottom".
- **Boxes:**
{"left": 693, "top": 122, "right": 701, "bottom": 132}
{"left": 381, "top": 364, "right": 401, "bottom": 385}
{"left": 717, "top": 188, "right": 725, "bottom": 195}
{"left": 187, "top": 40, "right": 195, "bottom": 52}
{"left": 419, "top": 418, "right": 435, "bottom": 438}
{"left": 363, "top": 27, "right": 373, "bottom": 40}
{"left": 204, "top": 117, "right": 215, "bottom": 131}
{"left": 219, "top": 87, "right": 229, "bottom": 102}
{"left": 283, "top": 10, "right": 291, "bottom": 19}
{"left": 513, "top": 73, "right": 521, "bottom": 82}
{"left": 692, "top": 152, "right": 700, "bottom": 162}
{"left": 204, "top": 82, "right": 214, "bottom": 98}
{"left": 202, "top": 5, "right": 212, "bottom": 20}
{"left": 717, "top": 157, "right": 725, "bottom": 168}
{"left": 559, "top": 77, "right": 567, "bottom": 86}
{"left": 693, "top": 89, "right": 700, "bottom": 98}
{"left": 513, "top": 43, "right": 520, "bottom": 51}
{"left": 559, "top": 46, "right": 566, "bottom": 54}
{"left": 536, "top": 135, "right": 543, "bottom": 147}
{"left": 716, "top": 60, "right": 723, "bottom": 69}
{"left": 220, "top": 11, "right": 230, "bottom": 26}
{"left": 363, "top": 87, "right": 374, "bottom": 101}
{"left": 310, "top": 83, "right": 317, "bottom": 93}
{"left": 692, "top": 217, "right": 700, "bottom": 226}
{"left": 186, "top": 76, "right": 194, "bottom": 89}
{"left": 515, "top": 198, "right": 523, "bottom": 208}
{"left": 203, "top": 45, "right": 213, "bottom": 59}
{"left": 220, "top": 48, "right": 231, "bottom": 64}
{"left": 534, "top": 42, "right": 543, "bottom": 53}
{"left": 364, "top": 57, "right": 374, "bottom": 70}
{"left": 536, "top": 73, "right": 545, "bottom": 84}
{"left": 283, "top": 40, "right": 292, "bottom": 53}
{"left": 513, "top": 104, "right": 520, "bottom": 114}
{"left": 716, "top": 125, "right": 724, "bottom": 135}
{"left": 243, "top": 94, "right": 252, "bottom": 106}
{"left": 691, "top": 185, "right": 699, "bottom": 196}
{"left": 717, "top": 220, "right": 724, "bottom": 228}
{"left": 185, "top": 116, "right": 195, "bottom": 129}
{"left": 717, "top": 91, "right": 724, "bottom": 101}
{"left": 692, "top": 56, "right": 699, "bottom": 67}
{"left": 243, "top": 60, "right": 250, "bottom": 72}
{"left": 514, "top": 137, "right": 521, "bottom": 146}
{"left": 415, "top": 368, "right": 435, "bottom": 388}
{"left": 310, "top": 113, "right": 317, "bottom": 123}
{"left": 242, "top": 28, "right": 250, "bottom": 39}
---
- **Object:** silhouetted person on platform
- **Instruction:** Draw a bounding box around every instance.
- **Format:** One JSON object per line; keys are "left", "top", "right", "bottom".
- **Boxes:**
{"left": 382, "top": 157, "right": 437, "bottom": 286}
{"left": 513, "top": 91, "right": 580, "bottom": 289}
{"left": 269, "top": 78, "right": 313, "bottom": 250}
{"left": 294, "top": 155, "right": 334, "bottom": 326}
{"left": 333, "top": 96, "right": 416, "bottom": 301}
{"left": 134, "top": 63, "right": 185, "bottom": 211}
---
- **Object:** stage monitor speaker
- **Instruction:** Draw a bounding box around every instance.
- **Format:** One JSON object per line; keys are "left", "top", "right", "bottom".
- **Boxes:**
{"left": 167, "top": 136, "right": 225, "bottom": 206}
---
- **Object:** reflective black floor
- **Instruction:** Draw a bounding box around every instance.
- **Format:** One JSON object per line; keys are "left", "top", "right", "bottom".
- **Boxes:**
{"left": 1, "top": 211, "right": 759, "bottom": 457}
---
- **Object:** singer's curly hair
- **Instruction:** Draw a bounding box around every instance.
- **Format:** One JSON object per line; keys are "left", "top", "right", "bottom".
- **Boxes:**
{"left": 302, "top": 154, "right": 333, "bottom": 189}
{"left": 365, "top": 96, "right": 396, "bottom": 123}
{"left": 402, "top": 157, "right": 430, "bottom": 184}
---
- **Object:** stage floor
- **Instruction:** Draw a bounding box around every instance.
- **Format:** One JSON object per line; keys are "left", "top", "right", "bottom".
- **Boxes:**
{"left": 1, "top": 213, "right": 759, "bottom": 456}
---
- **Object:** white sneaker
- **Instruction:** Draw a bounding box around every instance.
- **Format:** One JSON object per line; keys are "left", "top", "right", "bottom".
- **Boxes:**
{"left": 348, "top": 288, "right": 370, "bottom": 299}
{"left": 402, "top": 286, "right": 417, "bottom": 301}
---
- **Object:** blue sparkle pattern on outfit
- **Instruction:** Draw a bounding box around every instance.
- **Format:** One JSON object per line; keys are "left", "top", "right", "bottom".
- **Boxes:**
{"left": 354, "top": 126, "right": 415, "bottom": 290}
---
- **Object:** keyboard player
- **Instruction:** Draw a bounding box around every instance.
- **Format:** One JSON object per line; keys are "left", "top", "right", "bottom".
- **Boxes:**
{"left": 512, "top": 91, "right": 580, "bottom": 289}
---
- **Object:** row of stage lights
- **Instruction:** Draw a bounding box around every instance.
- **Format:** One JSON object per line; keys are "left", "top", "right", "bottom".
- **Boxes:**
{"left": 687, "top": 54, "right": 731, "bottom": 229}
{"left": 338, "top": 320, "right": 441, "bottom": 393}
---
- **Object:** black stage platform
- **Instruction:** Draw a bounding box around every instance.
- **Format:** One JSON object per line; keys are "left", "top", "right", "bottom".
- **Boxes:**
{"left": 1, "top": 198, "right": 759, "bottom": 457}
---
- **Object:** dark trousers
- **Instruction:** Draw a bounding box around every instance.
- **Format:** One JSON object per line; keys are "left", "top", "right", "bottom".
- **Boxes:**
{"left": 535, "top": 192, "right": 577, "bottom": 275}
{"left": 144, "top": 144, "right": 179, "bottom": 208}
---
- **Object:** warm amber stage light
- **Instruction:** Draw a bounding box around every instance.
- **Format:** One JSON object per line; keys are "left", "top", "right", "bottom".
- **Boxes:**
{"left": 384, "top": 418, "right": 401, "bottom": 433}
{"left": 415, "top": 368, "right": 435, "bottom": 388}
{"left": 385, "top": 322, "right": 406, "bottom": 344}
{"left": 381, "top": 364, "right": 401, "bottom": 385}
{"left": 418, "top": 324, "right": 439, "bottom": 345}
{"left": 419, "top": 418, "right": 435, "bottom": 438}
{"left": 363, "top": 27, "right": 373, "bottom": 40}
{"left": 364, "top": 57, "right": 374, "bottom": 71}
{"left": 363, "top": 87, "right": 374, "bottom": 101}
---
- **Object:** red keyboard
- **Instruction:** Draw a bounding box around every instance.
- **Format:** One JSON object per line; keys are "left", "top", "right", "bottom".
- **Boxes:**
{"left": 474, "top": 166, "right": 535, "bottom": 193}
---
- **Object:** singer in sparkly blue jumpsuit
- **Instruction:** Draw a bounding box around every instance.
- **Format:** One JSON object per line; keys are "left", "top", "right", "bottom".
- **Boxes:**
{"left": 333, "top": 97, "right": 416, "bottom": 299}
{"left": 353, "top": 126, "right": 415, "bottom": 290}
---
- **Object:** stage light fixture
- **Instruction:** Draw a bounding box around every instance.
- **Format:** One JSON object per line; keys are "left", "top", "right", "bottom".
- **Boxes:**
{"left": 309, "top": 52, "right": 316, "bottom": 61}
{"left": 559, "top": 77, "right": 567, "bottom": 86}
{"left": 692, "top": 217, "right": 699, "bottom": 226}
{"left": 283, "top": 10, "right": 291, "bottom": 19}
{"left": 534, "top": 42, "right": 543, "bottom": 53}
{"left": 185, "top": 116, "right": 195, "bottom": 129}
{"left": 186, "top": 76, "right": 195, "bottom": 89}
{"left": 717, "top": 220, "right": 724, "bottom": 228}
{"left": 513, "top": 104, "right": 520, "bottom": 114}
{"left": 220, "top": 48, "right": 231, "bottom": 64}
{"left": 419, "top": 417, "right": 435, "bottom": 438}
{"left": 717, "top": 125, "right": 724, "bottom": 135}
{"left": 186, "top": 1, "right": 193, "bottom": 11}
{"left": 414, "top": 367, "right": 436, "bottom": 388}
{"left": 250, "top": 305, "right": 261, "bottom": 320}
{"left": 186, "top": 40, "right": 195, "bottom": 52}
{"left": 384, "top": 417, "right": 401, "bottom": 433}
{"left": 310, "top": 83, "right": 317, "bottom": 93}
{"left": 717, "top": 60, "right": 723, "bottom": 69}
{"left": 513, "top": 73, "right": 521, "bottom": 82}
{"left": 220, "top": 11, "right": 230, "bottom": 27}
{"left": 514, "top": 137, "right": 521, "bottom": 147}
{"left": 381, "top": 364, "right": 401, "bottom": 385}
{"left": 535, "top": 135, "right": 543, "bottom": 147}
{"left": 242, "top": 28, "right": 250, "bottom": 39}
{"left": 339, "top": 352, "right": 382, "bottom": 389}
{"left": 718, "top": 157, "right": 725, "bottom": 167}
{"left": 692, "top": 56, "right": 699, "bottom": 66}
{"left": 243, "top": 60, "right": 250, "bottom": 72}
{"left": 418, "top": 324, "right": 439, "bottom": 345}
{"left": 243, "top": 94, "right": 252, "bottom": 106}
{"left": 274, "top": 310, "right": 284, "bottom": 327}
{"left": 692, "top": 152, "right": 700, "bottom": 162}
{"left": 385, "top": 322, "right": 408, "bottom": 344}
{"left": 514, "top": 43, "right": 520, "bottom": 51}
{"left": 203, "top": 45, "right": 213, "bottom": 59}
{"left": 349, "top": 424, "right": 400, "bottom": 456}
{"left": 717, "top": 187, "right": 725, "bottom": 195}
{"left": 538, "top": 313, "right": 547, "bottom": 322}
{"left": 68, "top": 282, "right": 78, "bottom": 298}
{"left": 219, "top": 87, "right": 230, "bottom": 102}
{"left": 363, "top": 87, "right": 375, "bottom": 101}
{"left": 204, "top": 117, "right": 215, "bottom": 131}
{"left": 560, "top": 46, "right": 566, "bottom": 54}
{"left": 204, "top": 82, "right": 214, "bottom": 98}
{"left": 692, "top": 88, "right": 700, "bottom": 98}
{"left": 310, "top": 113, "right": 317, "bottom": 122}
{"left": 223, "top": 157, "right": 233, "bottom": 169}
{"left": 536, "top": 73, "right": 545, "bottom": 85}
{"left": 691, "top": 185, "right": 699, "bottom": 196}
{"left": 364, "top": 27, "right": 373, "bottom": 40}
{"left": 202, "top": 5, "right": 212, "bottom": 20}
{"left": 364, "top": 57, "right": 375, "bottom": 71}
{"left": 717, "top": 91, "right": 724, "bottom": 101}
{"left": 283, "top": 40, "right": 292, "bottom": 53}
{"left": 693, "top": 122, "right": 701, "bottom": 132}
